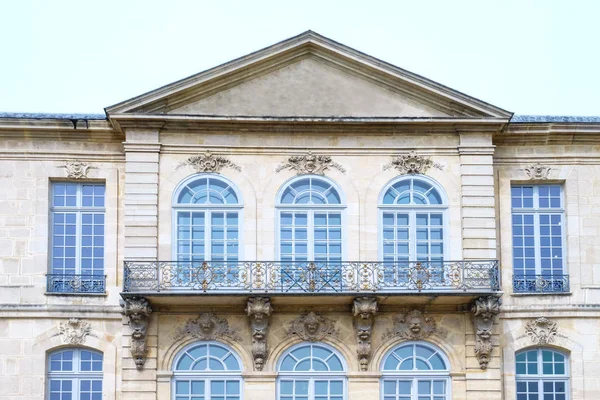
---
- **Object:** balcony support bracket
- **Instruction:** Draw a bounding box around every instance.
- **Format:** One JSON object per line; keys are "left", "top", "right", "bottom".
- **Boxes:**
{"left": 120, "top": 296, "right": 152, "bottom": 371}
{"left": 353, "top": 297, "right": 378, "bottom": 371}
{"left": 246, "top": 297, "right": 273, "bottom": 371}
{"left": 470, "top": 295, "right": 501, "bottom": 370}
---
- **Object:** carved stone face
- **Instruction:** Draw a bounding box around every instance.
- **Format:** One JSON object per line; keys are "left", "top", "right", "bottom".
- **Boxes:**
{"left": 305, "top": 154, "right": 317, "bottom": 172}
{"left": 409, "top": 316, "right": 422, "bottom": 334}
{"left": 357, "top": 329, "right": 370, "bottom": 341}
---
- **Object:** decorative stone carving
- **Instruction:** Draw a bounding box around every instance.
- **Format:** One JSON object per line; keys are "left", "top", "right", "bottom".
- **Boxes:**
{"left": 276, "top": 151, "right": 346, "bottom": 175}
{"left": 246, "top": 297, "right": 273, "bottom": 371}
{"left": 174, "top": 313, "right": 241, "bottom": 342}
{"left": 177, "top": 151, "right": 241, "bottom": 173}
{"left": 286, "top": 311, "right": 339, "bottom": 341}
{"left": 352, "top": 297, "right": 378, "bottom": 371}
{"left": 59, "top": 160, "right": 94, "bottom": 179}
{"left": 383, "top": 310, "right": 437, "bottom": 341}
{"left": 121, "top": 297, "right": 152, "bottom": 371}
{"left": 471, "top": 296, "right": 501, "bottom": 370}
{"left": 525, "top": 317, "right": 558, "bottom": 345}
{"left": 383, "top": 151, "right": 443, "bottom": 175}
{"left": 54, "top": 318, "right": 93, "bottom": 345}
{"left": 524, "top": 163, "right": 551, "bottom": 180}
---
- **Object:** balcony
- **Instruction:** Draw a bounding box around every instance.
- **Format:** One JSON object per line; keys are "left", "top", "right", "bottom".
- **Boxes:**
{"left": 122, "top": 260, "right": 499, "bottom": 301}
{"left": 513, "top": 274, "right": 570, "bottom": 294}
{"left": 46, "top": 274, "right": 106, "bottom": 294}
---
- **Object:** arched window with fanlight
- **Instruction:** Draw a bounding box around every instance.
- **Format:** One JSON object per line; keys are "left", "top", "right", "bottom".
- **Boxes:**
{"left": 172, "top": 342, "right": 242, "bottom": 400}
{"left": 278, "top": 343, "right": 346, "bottom": 400}
{"left": 381, "top": 342, "right": 450, "bottom": 400}
{"left": 47, "top": 348, "right": 103, "bottom": 400}
{"left": 516, "top": 348, "right": 569, "bottom": 400}
{"left": 379, "top": 176, "right": 447, "bottom": 288}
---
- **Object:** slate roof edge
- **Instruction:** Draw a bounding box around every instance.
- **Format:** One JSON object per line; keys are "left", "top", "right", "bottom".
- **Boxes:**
{"left": 510, "top": 115, "right": 600, "bottom": 123}
{"left": 0, "top": 112, "right": 107, "bottom": 120}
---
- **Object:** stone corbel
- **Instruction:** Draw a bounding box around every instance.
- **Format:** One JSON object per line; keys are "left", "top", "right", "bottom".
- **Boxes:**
{"left": 352, "top": 297, "right": 378, "bottom": 371}
{"left": 121, "top": 297, "right": 152, "bottom": 371}
{"left": 246, "top": 297, "right": 273, "bottom": 371}
{"left": 470, "top": 296, "right": 501, "bottom": 370}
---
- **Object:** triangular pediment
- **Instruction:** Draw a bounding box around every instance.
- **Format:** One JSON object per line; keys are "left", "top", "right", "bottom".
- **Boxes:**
{"left": 106, "top": 31, "right": 511, "bottom": 119}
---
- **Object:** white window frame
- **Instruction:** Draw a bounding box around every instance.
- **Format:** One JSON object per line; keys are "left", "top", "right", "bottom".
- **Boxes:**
{"left": 511, "top": 184, "right": 567, "bottom": 277}
{"left": 49, "top": 181, "right": 106, "bottom": 275}
{"left": 380, "top": 342, "right": 451, "bottom": 400}
{"left": 277, "top": 342, "right": 347, "bottom": 400}
{"left": 515, "top": 348, "right": 570, "bottom": 400}
{"left": 171, "top": 341, "right": 244, "bottom": 400}
{"left": 46, "top": 348, "right": 103, "bottom": 400}
{"left": 378, "top": 176, "right": 448, "bottom": 261}
{"left": 275, "top": 175, "right": 347, "bottom": 261}
{"left": 172, "top": 174, "right": 244, "bottom": 262}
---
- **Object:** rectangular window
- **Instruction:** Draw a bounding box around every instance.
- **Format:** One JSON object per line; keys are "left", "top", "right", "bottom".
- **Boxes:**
{"left": 511, "top": 185, "right": 568, "bottom": 293}
{"left": 48, "top": 182, "right": 105, "bottom": 293}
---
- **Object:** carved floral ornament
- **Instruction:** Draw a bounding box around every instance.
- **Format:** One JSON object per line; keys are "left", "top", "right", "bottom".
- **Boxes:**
{"left": 382, "top": 309, "right": 437, "bottom": 341}
{"left": 177, "top": 151, "right": 241, "bottom": 174}
{"left": 523, "top": 317, "right": 560, "bottom": 345}
{"left": 120, "top": 297, "right": 152, "bottom": 371}
{"left": 174, "top": 313, "right": 241, "bottom": 342}
{"left": 59, "top": 160, "right": 94, "bottom": 179}
{"left": 54, "top": 318, "right": 94, "bottom": 345}
{"left": 286, "top": 311, "right": 339, "bottom": 341}
{"left": 276, "top": 151, "right": 346, "bottom": 175}
{"left": 524, "top": 163, "right": 551, "bottom": 180}
{"left": 383, "top": 151, "right": 443, "bottom": 175}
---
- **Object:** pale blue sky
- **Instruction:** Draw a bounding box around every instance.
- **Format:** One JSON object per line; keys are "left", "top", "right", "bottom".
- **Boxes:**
{"left": 1, "top": 0, "right": 599, "bottom": 116}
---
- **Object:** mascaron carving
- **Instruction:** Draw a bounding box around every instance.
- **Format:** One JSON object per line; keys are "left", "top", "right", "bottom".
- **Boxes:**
{"left": 286, "top": 311, "right": 339, "bottom": 341}
{"left": 174, "top": 313, "right": 240, "bottom": 342}
{"left": 383, "top": 310, "right": 437, "bottom": 341}
{"left": 524, "top": 163, "right": 551, "bottom": 180}
{"left": 121, "top": 297, "right": 152, "bottom": 371}
{"left": 55, "top": 318, "right": 93, "bottom": 345}
{"left": 471, "top": 296, "right": 501, "bottom": 370}
{"left": 178, "top": 152, "right": 241, "bottom": 173}
{"left": 276, "top": 151, "right": 346, "bottom": 175}
{"left": 353, "top": 297, "right": 378, "bottom": 371}
{"left": 525, "top": 317, "right": 558, "bottom": 345}
{"left": 59, "top": 160, "right": 94, "bottom": 179}
{"left": 246, "top": 297, "right": 273, "bottom": 371}
{"left": 383, "top": 151, "right": 443, "bottom": 175}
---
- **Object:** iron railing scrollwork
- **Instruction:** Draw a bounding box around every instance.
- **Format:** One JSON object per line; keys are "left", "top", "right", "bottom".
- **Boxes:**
{"left": 513, "top": 274, "right": 570, "bottom": 293}
{"left": 46, "top": 274, "right": 106, "bottom": 294}
{"left": 123, "top": 260, "right": 500, "bottom": 294}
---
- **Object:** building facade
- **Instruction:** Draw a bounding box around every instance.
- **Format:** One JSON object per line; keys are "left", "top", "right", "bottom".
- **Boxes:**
{"left": 0, "top": 31, "right": 599, "bottom": 400}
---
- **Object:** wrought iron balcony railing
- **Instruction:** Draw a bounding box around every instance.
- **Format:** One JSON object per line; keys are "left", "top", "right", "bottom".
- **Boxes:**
{"left": 46, "top": 274, "right": 106, "bottom": 294}
{"left": 123, "top": 260, "right": 499, "bottom": 294}
{"left": 513, "top": 274, "right": 570, "bottom": 293}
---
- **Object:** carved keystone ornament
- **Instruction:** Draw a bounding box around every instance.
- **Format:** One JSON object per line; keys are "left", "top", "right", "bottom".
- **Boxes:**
{"left": 525, "top": 317, "right": 559, "bottom": 345}
{"left": 177, "top": 151, "right": 241, "bottom": 174}
{"left": 59, "top": 160, "right": 94, "bottom": 179}
{"left": 524, "top": 163, "right": 551, "bottom": 180}
{"left": 383, "top": 309, "right": 437, "bottom": 341}
{"left": 246, "top": 297, "right": 273, "bottom": 371}
{"left": 54, "top": 318, "right": 94, "bottom": 345}
{"left": 174, "top": 313, "right": 241, "bottom": 342}
{"left": 383, "top": 151, "right": 443, "bottom": 175}
{"left": 276, "top": 151, "right": 346, "bottom": 175}
{"left": 286, "top": 311, "right": 339, "bottom": 341}
{"left": 353, "top": 297, "right": 378, "bottom": 371}
{"left": 121, "top": 297, "right": 152, "bottom": 371}
{"left": 471, "top": 296, "right": 501, "bottom": 370}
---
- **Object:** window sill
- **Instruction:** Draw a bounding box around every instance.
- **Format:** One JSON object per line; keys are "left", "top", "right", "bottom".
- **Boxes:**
{"left": 511, "top": 292, "right": 572, "bottom": 297}
{"left": 45, "top": 292, "right": 107, "bottom": 297}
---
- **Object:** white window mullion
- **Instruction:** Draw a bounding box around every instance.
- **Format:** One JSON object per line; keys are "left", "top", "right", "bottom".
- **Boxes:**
{"left": 533, "top": 213, "right": 541, "bottom": 276}
{"left": 308, "top": 210, "right": 315, "bottom": 261}
{"left": 206, "top": 210, "right": 212, "bottom": 262}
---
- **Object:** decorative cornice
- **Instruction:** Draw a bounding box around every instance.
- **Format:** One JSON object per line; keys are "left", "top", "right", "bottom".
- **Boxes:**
{"left": 177, "top": 151, "right": 241, "bottom": 173}
{"left": 471, "top": 296, "right": 501, "bottom": 370}
{"left": 54, "top": 318, "right": 94, "bottom": 345}
{"left": 174, "top": 313, "right": 241, "bottom": 342}
{"left": 120, "top": 297, "right": 152, "bottom": 371}
{"left": 523, "top": 317, "right": 559, "bottom": 345}
{"left": 524, "top": 163, "right": 551, "bottom": 180}
{"left": 286, "top": 311, "right": 339, "bottom": 341}
{"left": 382, "top": 310, "right": 437, "bottom": 341}
{"left": 383, "top": 151, "right": 443, "bottom": 175}
{"left": 276, "top": 151, "right": 346, "bottom": 175}
{"left": 353, "top": 297, "right": 378, "bottom": 371}
{"left": 246, "top": 297, "right": 273, "bottom": 371}
{"left": 58, "top": 160, "right": 94, "bottom": 179}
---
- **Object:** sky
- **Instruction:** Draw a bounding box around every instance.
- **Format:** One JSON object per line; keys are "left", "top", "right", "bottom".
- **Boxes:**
{"left": 1, "top": 0, "right": 599, "bottom": 116}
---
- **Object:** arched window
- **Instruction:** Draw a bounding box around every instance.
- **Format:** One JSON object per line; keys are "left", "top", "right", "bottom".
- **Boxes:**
{"left": 173, "top": 342, "right": 242, "bottom": 400}
{"left": 278, "top": 343, "right": 346, "bottom": 400}
{"left": 381, "top": 342, "right": 450, "bottom": 400}
{"left": 47, "top": 348, "right": 103, "bottom": 400}
{"left": 379, "top": 177, "right": 447, "bottom": 287}
{"left": 516, "top": 348, "right": 569, "bottom": 400}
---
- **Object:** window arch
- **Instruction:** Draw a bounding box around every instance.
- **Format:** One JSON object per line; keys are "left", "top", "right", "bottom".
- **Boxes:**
{"left": 172, "top": 175, "right": 243, "bottom": 288}
{"left": 47, "top": 348, "right": 103, "bottom": 400}
{"left": 381, "top": 342, "right": 450, "bottom": 400}
{"left": 278, "top": 343, "right": 346, "bottom": 400}
{"left": 173, "top": 342, "right": 242, "bottom": 400}
{"left": 516, "top": 348, "right": 569, "bottom": 400}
